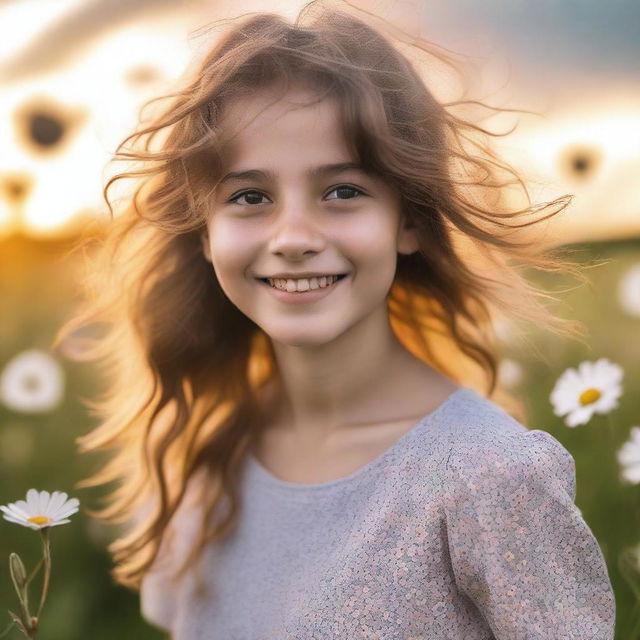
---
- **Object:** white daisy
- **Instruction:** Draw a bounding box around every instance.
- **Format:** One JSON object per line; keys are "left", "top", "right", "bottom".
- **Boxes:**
{"left": 0, "top": 349, "right": 65, "bottom": 413}
{"left": 618, "top": 263, "right": 640, "bottom": 318}
{"left": 0, "top": 489, "right": 79, "bottom": 530}
{"left": 550, "top": 358, "right": 623, "bottom": 427}
{"left": 617, "top": 426, "right": 640, "bottom": 485}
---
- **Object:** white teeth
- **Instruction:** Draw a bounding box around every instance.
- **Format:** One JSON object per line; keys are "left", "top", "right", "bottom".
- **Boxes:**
{"left": 266, "top": 275, "right": 340, "bottom": 292}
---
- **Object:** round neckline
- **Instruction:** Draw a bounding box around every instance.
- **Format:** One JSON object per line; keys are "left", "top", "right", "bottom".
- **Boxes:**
{"left": 245, "top": 385, "right": 473, "bottom": 492}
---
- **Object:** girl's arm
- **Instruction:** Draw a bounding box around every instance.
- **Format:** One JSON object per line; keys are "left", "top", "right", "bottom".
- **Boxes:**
{"left": 443, "top": 429, "right": 616, "bottom": 639}
{"left": 139, "top": 468, "right": 209, "bottom": 634}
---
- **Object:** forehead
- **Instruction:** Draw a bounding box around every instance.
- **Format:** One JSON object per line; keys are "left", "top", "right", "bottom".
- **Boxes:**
{"left": 217, "top": 86, "right": 353, "bottom": 166}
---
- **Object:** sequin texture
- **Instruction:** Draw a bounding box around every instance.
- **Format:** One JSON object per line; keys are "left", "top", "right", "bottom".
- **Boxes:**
{"left": 140, "top": 387, "right": 616, "bottom": 639}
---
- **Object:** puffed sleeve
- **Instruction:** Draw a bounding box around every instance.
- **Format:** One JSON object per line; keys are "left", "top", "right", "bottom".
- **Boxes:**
{"left": 443, "top": 428, "right": 616, "bottom": 639}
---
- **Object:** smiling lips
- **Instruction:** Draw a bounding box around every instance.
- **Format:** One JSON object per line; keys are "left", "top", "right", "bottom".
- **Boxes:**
{"left": 256, "top": 273, "right": 349, "bottom": 299}
{"left": 264, "top": 274, "right": 346, "bottom": 292}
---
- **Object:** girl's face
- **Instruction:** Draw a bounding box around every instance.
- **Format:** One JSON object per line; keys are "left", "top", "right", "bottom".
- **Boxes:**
{"left": 201, "top": 85, "right": 419, "bottom": 348}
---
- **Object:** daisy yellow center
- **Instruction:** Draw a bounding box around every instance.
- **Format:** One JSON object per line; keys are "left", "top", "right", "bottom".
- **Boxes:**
{"left": 28, "top": 516, "right": 52, "bottom": 525}
{"left": 579, "top": 387, "right": 601, "bottom": 406}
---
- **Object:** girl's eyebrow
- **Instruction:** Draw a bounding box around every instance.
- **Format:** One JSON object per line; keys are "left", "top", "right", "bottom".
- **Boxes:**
{"left": 218, "top": 162, "right": 367, "bottom": 186}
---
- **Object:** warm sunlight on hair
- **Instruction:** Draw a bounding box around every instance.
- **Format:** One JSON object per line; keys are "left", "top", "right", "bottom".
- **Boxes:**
{"left": 53, "top": 0, "right": 592, "bottom": 599}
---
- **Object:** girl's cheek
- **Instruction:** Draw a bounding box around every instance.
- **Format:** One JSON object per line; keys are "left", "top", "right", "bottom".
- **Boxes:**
{"left": 208, "top": 221, "right": 245, "bottom": 253}
{"left": 210, "top": 225, "right": 260, "bottom": 273}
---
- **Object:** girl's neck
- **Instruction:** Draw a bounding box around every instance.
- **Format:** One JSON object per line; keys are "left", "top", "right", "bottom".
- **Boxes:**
{"left": 261, "top": 312, "right": 455, "bottom": 444}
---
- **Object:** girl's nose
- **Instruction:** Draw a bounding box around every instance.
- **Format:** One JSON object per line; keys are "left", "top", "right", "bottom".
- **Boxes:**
{"left": 267, "top": 206, "right": 326, "bottom": 258}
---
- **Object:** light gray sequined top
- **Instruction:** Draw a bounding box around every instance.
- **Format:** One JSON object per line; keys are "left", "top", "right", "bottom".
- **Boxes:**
{"left": 140, "top": 386, "right": 616, "bottom": 639}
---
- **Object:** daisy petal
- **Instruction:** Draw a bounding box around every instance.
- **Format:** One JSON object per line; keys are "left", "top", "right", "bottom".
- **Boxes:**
{"left": 11, "top": 505, "right": 31, "bottom": 520}
{"left": 26, "top": 489, "right": 40, "bottom": 513}
{"left": 54, "top": 505, "right": 80, "bottom": 520}
{"left": 47, "top": 492, "right": 68, "bottom": 516}
{"left": 577, "top": 361, "right": 594, "bottom": 380}
{"left": 551, "top": 395, "right": 576, "bottom": 416}
{"left": 2, "top": 514, "right": 31, "bottom": 527}
{"left": 621, "top": 467, "right": 640, "bottom": 484}
{"left": 618, "top": 446, "right": 640, "bottom": 465}
{"left": 53, "top": 496, "right": 79, "bottom": 511}
{"left": 1, "top": 505, "right": 28, "bottom": 520}
{"left": 596, "top": 396, "right": 619, "bottom": 414}
{"left": 563, "top": 369, "right": 581, "bottom": 385}
{"left": 48, "top": 519, "right": 71, "bottom": 527}
{"left": 50, "top": 497, "right": 80, "bottom": 518}
{"left": 566, "top": 406, "right": 593, "bottom": 427}
{"left": 38, "top": 490, "right": 51, "bottom": 515}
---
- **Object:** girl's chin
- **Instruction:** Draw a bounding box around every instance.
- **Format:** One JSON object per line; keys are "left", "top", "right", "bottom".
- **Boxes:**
{"left": 258, "top": 324, "right": 345, "bottom": 348}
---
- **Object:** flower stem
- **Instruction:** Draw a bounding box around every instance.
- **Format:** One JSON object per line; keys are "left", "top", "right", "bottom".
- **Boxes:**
{"left": 25, "top": 557, "right": 44, "bottom": 587}
{"left": 35, "top": 528, "right": 51, "bottom": 622}
{"left": 0, "top": 618, "right": 15, "bottom": 639}
{"left": 8, "top": 554, "right": 31, "bottom": 627}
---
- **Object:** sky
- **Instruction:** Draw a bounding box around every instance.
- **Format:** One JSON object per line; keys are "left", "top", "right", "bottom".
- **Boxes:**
{"left": 427, "top": 0, "right": 640, "bottom": 81}
{"left": 0, "top": 0, "right": 638, "bottom": 242}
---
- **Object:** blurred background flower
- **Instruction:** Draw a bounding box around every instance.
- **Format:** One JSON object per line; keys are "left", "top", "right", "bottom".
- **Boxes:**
{"left": 618, "top": 262, "right": 640, "bottom": 318}
{"left": 497, "top": 358, "right": 524, "bottom": 388}
{"left": 550, "top": 358, "right": 624, "bottom": 427}
{"left": 1, "top": 0, "right": 638, "bottom": 638}
{"left": 618, "top": 427, "right": 640, "bottom": 485}
{"left": 0, "top": 349, "right": 65, "bottom": 413}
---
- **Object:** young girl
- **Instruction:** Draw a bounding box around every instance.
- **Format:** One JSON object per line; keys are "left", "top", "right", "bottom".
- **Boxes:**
{"left": 55, "top": 1, "right": 616, "bottom": 638}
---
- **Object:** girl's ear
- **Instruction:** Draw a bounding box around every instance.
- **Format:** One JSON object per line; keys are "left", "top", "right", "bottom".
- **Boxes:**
{"left": 200, "top": 230, "right": 212, "bottom": 263}
{"left": 396, "top": 215, "right": 420, "bottom": 256}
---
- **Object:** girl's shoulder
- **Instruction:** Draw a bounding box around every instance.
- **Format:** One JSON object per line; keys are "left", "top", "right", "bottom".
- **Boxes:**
{"left": 441, "top": 388, "right": 575, "bottom": 497}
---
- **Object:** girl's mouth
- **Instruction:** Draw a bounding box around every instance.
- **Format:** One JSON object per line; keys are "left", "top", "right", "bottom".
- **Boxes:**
{"left": 258, "top": 273, "right": 348, "bottom": 292}
{"left": 255, "top": 273, "right": 350, "bottom": 303}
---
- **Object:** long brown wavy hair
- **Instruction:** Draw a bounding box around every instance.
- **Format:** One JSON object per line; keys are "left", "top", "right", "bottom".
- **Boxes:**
{"left": 53, "top": 0, "right": 592, "bottom": 598}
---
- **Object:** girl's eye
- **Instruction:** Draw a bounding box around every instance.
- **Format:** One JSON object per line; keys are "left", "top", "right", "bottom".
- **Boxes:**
{"left": 325, "top": 185, "right": 364, "bottom": 200}
{"left": 227, "top": 185, "right": 364, "bottom": 206}
{"left": 228, "top": 190, "right": 270, "bottom": 206}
